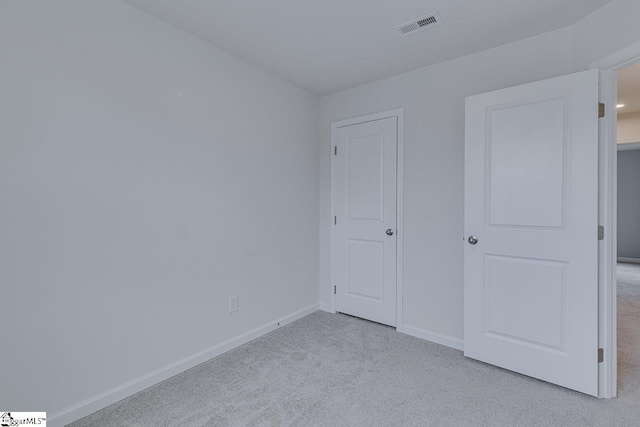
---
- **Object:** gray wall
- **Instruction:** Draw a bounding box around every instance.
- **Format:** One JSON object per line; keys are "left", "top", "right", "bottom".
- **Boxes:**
{"left": 0, "top": 0, "right": 319, "bottom": 416}
{"left": 618, "top": 150, "right": 640, "bottom": 259}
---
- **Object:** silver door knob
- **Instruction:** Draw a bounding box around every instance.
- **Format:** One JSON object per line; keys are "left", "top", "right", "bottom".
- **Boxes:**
{"left": 386, "top": 229, "right": 394, "bottom": 236}
{"left": 468, "top": 236, "right": 478, "bottom": 245}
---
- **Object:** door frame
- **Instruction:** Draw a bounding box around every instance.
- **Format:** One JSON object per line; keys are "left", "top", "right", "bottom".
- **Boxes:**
{"left": 591, "top": 40, "right": 640, "bottom": 398}
{"left": 329, "top": 108, "right": 405, "bottom": 330}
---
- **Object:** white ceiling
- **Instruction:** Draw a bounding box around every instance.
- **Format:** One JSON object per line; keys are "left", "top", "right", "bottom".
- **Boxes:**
{"left": 618, "top": 62, "right": 640, "bottom": 114}
{"left": 123, "top": 0, "right": 611, "bottom": 95}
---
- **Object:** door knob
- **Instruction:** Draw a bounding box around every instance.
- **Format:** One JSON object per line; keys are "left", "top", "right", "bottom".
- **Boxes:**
{"left": 468, "top": 235, "right": 478, "bottom": 245}
{"left": 386, "top": 229, "right": 394, "bottom": 236}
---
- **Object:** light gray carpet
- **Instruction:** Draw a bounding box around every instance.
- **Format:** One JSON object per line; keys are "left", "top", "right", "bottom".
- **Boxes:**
{"left": 616, "top": 262, "right": 640, "bottom": 399}
{"left": 70, "top": 267, "right": 640, "bottom": 426}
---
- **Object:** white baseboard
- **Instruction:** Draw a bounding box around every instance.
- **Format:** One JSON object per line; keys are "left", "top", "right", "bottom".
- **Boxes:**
{"left": 48, "top": 304, "right": 319, "bottom": 427}
{"left": 318, "top": 302, "right": 333, "bottom": 313}
{"left": 401, "top": 324, "right": 464, "bottom": 351}
{"left": 618, "top": 257, "right": 640, "bottom": 264}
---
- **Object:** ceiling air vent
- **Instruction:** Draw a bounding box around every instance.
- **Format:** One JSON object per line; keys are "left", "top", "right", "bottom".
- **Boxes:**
{"left": 395, "top": 12, "right": 442, "bottom": 37}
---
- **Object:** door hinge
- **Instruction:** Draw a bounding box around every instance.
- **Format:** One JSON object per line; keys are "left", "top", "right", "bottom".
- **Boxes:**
{"left": 598, "top": 348, "right": 604, "bottom": 363}
{"left": 334, "top": 285, "right": 337, "bottom": 295}
{"left": 334, "top": 216, "right": 337, "bottom": 225}
{"left": 334, "top": 146, "right": 337, "bottom": 155}
{"left": 598, "top": 225, "right": 604, "bottom": 241}
{"left": 599, "top": 102, "right": 605, "bottom": 118}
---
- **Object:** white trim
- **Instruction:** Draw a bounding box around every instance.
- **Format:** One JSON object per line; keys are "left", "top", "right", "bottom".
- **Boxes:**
{"left": 330, "top": 109, "right": 405, "bottom": 329}
{"left": 319, "top": 302, "right": 333, "bottom": 313}
{"left": 331, "top": 109, "right": 405, "bottom": 129}
{"left": 596, "top": 68, "right": 618, "bottom": 399}
{"left": 396, "top": 112, "right": 405, "bottom": 333}
{"left": 590, "top": 41, "right": 640, "bottom": 399}
{"left": 590, "top": 40, "right": 640, "bottom": 71}
{"left": 402, "top": 324, "right": 464, "bottom": 351}
{"left": 618, "top": 257, "right": 640, "bottom": 264}
{"left": 48, "top": 304, "right": 319, "bottom": 427}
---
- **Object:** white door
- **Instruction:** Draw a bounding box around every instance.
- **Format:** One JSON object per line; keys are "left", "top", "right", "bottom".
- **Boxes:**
{"left": 334, "top": 116, "right": 397, "bottom": 326}
{"left": 464, "top": 69, "right": 600, "bottom": 395}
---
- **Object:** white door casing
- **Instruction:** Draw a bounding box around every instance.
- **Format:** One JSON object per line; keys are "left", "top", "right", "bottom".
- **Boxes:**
{"left": 334, "top": 116, "right": 398, "bottom": 326}
{"left": 589, "top": 40, "right": 640, "bottom": 398}
{"left": 464, "top": 69, "right": 600, "bottom": 395}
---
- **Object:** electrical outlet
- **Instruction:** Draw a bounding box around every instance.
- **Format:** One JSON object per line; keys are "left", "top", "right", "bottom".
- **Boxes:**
{"left": 229, "top": 296, "right": 239, "bottom": 313}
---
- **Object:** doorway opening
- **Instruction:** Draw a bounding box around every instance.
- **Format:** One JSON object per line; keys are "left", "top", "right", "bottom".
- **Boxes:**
{"left": 587, "top": 41, "right": 640, "bottom": 398}
{"left": 615, "top": 62, "right": 640, "bottom": 397}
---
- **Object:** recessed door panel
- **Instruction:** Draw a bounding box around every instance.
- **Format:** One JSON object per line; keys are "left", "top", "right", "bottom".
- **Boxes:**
{"left": 348, "top": 134, "right": 384, "bottom": 221}
{"left": 485, "top": 255, "right": 565, "bottom": 350}
{"left": 347, "top": 239, "right": 384, "bottom": 301}
{"left": 488, "top": 98, "right": 566, "bottom": 228}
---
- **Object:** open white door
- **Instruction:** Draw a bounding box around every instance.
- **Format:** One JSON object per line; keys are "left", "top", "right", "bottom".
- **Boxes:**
{"left": 334, "top": 116, "right": 397, "bottom": 327}
{"left": 464, "top": 69, "right": 600, "bottom": 396}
